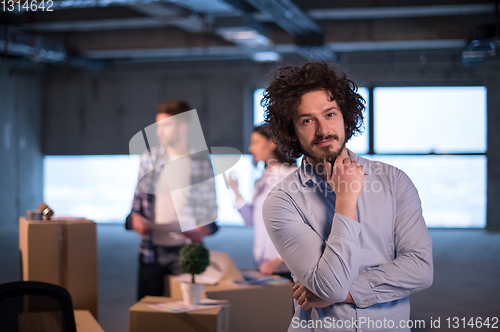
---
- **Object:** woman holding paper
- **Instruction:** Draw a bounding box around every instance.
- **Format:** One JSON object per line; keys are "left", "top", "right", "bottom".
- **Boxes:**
{"left": 228, "top": 124, "right": 296, "bottom": 281}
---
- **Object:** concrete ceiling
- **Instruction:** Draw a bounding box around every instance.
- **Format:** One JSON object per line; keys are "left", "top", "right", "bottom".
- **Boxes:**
{"left": 0, "top": 0, "right": 498, "bottom": 67}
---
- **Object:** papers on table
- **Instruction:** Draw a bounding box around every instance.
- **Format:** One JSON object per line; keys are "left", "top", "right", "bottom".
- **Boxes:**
{"left": 148, "top": 299, "right": 227, "bottom": 313}
{"left": 239, "top": 268, "right": 290, "bottom": 285}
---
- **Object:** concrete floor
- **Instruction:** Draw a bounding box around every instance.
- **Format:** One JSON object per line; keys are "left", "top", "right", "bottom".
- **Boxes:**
{"left": 1, "top": 225, "right": 499, "bottom": 332}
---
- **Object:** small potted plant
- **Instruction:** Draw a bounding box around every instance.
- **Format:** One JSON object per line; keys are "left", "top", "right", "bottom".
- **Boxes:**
{"left": 178, "top": 242, "right": 210, "bottom": 305}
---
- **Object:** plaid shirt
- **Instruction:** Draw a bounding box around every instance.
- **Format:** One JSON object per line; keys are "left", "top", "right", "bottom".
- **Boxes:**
{"left": 127, "top": 146, "right": 218, "bottom": 264}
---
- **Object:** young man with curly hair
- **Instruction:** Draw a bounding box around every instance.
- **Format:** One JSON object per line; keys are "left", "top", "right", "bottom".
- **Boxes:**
{"left": 262, "top": 62, "right": 433, "bottom": 331}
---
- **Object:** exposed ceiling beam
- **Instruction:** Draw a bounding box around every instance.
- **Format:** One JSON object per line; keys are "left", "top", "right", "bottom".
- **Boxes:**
{"left": 0, "top": 30, "right": 105, "bottom": 69}
{"left": 235, "top": 0, "right": 334, "bottom": 61}
{"left": 326, "top": 39, "right": 467, "bottom": 52}
{"left": 82, "top": 39, "right": 468, "bottom": 60}
{"left": 49, "top": 0, "right": 171, "bottom": 9}
{"left": 244, "top": 0, "right": 320, "bottom": 36}
{"left": 46, "top": 0, "right": 235, "bottom": 15}
{"left": 127, "top": 3, "right": 205, "bottom": 33}
{"left": 12, "top": 18, "right": 171, "bottom": 32}
{"left": 254, "top": 4, "right": 496, "bottom": 21}
{"left": 10, "top": 4, "right": 493, "bottom": 33}
{"left": 166, "top": 0, "right": 235, "bottom": 15}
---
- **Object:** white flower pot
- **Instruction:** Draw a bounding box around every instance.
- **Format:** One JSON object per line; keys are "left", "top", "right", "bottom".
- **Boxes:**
{"left": 180, "top": 281, "right": 204, "bottom": 305}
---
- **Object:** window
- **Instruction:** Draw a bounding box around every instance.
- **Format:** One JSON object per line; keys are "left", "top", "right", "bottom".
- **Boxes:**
{"left": 252, "top": 85, "right": 487, "bottom": 228}
{"left": 372, "top": 86, "right": 487, "bottom": 228}
{"left": 254, "top": 88, "right": 266, "bottom": 126}
{"left": 366, "top": 155, "right": 486, "bottom": 228}
{"left": 213, "top": 155, "right": 264, "bottom": 226}
{"left": 345, "top": 87, "right": 369, "bottom": 154}
{"left": 374, "top": 87, "right": 486, "bottom": 153}
{"left": 44, "top": 154, "right": 262, "bottom": 226}
{"left": 44, "top": 155, "right": 140, "bottom": 223}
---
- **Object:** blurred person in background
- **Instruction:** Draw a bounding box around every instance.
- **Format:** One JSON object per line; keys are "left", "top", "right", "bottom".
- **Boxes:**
{"left": 229, "top": 124, "right": 296, "bottom": 281}
{"left": 126, "top": 99, "right": 218, "bottom": 300}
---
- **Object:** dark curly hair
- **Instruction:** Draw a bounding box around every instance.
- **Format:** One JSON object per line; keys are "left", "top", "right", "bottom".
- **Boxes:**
{"left": 261, "top": 62, "right": 365, "bottom": 159}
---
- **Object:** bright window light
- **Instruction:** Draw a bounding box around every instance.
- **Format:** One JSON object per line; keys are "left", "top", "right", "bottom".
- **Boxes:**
{"left": 254, "top": 88, "right": 266, "bottom": 126}
{"left": 44, "top": 155, "right": 140, "bottom": 223}
{"left": 252, "top": 51, "right": 281, "bottom": 62}
{"left": 44, "top": 154, "right": 263, "bottom": 226}
{"left": 346, "top": 87, "right": 369, "bottom": 154}
{"left": 365, "top": 155, "right": 486, "bottom": 228}
{"left": 213, "top": 154, "right": 264, "bottom": 226}
{"left": 374, "top": 86, "right": 487, "bottom": 153}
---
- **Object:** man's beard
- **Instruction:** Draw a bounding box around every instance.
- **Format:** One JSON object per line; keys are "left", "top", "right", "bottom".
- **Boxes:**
{"left": 301, "top": 134, "right": 346, "bottom": 165}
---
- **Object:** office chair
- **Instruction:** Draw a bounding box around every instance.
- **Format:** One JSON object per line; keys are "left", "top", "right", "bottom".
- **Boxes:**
{"left": 0, "top": 281, "right": 77, "bottom": 332}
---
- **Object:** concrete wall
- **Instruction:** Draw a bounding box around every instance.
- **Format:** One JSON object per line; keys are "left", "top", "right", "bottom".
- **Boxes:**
{"left": 42, "top": 62, "right": 273, "bottom": 155}
{"left": 0, "top": 59, "right": 44, "bottom": 231}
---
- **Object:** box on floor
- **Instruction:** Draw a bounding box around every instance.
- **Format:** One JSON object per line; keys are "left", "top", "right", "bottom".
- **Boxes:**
{"left": 129, "top": 296, "right": 229, "bottom": 332}
{"left": 19, "top": 217, "right": 98, "bottom": 319}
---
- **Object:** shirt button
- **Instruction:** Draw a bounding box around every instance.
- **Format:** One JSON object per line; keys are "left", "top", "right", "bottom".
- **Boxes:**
{"left": 364, "top": 300, "right": 368, "bottom": 305}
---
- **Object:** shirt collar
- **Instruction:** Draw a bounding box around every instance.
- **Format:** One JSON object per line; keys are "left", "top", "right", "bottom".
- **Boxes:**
{"left": 298, "top": 148, "right": 367, "bottom": 187}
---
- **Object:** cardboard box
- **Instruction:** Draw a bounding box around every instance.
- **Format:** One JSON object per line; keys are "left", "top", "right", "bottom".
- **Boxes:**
{"left": 169, "top": 251, "right": 294, "bottom": 332}
{"left": 129, "top": 296, "right": 229, "bottom": 332}
{"left": 206, "top": 280, "right": 293, "bottom": 332}
{"left": 19, "top": 217, "right": 98, "bottom": 319}
{"left": 74, "top": 310, "right": 104, "bottom": 332}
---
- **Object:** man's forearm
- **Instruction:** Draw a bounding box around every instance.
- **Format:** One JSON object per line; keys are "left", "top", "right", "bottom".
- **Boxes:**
{"left": 335, "top": 197, "right": 358, "bottom": 222}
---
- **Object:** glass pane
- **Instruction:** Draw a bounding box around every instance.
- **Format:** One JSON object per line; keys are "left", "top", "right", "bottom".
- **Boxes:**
{"left": 254, "top": 88, "right": 266, "bottom": 126}
{"left": 44, "top": 155, "right": 140, "bottom": 223}
{"left": 374, "top": 87, "right": 486, "bottom": 153}
{"left": 213, "top": 154, "right": 264, "bottom": 226}
{"left": 346, "top": 87, "right": 369, "bottom": 154}
{"left": 364, "top": 155, "right": 486, "bottom": 228}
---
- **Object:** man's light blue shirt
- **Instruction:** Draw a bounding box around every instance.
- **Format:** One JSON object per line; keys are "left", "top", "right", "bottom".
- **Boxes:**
{"left": 263, "top": 149, "right": 433, "bottom": 332}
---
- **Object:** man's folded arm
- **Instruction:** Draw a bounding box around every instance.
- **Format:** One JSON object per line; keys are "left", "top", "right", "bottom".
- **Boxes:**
{"left": 349, "top": 170, "right": 433, "bottom": 308}
{"left": 263, "top": 189, "right": 362, "bottom": 303}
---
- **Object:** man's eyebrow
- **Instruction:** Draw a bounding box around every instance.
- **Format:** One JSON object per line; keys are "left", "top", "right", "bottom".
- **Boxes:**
{"left": 296, "top": 106, "right": 339, "bottom": 119}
